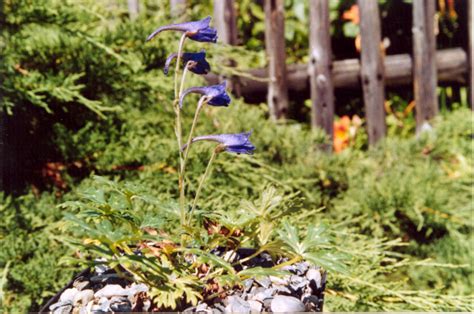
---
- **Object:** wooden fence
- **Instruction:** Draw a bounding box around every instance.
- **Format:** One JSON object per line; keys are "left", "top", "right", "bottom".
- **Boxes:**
{"left": 146, "top": 0, "right": 472, "bottom": 147}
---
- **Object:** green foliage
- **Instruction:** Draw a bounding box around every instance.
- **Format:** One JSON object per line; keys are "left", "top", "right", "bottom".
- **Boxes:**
{"left": 57, "top": 177, "right": 341, "bottom": 310}
{"left": 0, "top": 0, "right": 472, "bottom": 312}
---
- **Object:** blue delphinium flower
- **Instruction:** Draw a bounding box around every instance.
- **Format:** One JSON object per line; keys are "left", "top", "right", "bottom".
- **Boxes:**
{"left": 164, "top": 50, "right": 210, "bottom": 75}
{"left": 179, "top": 81, "right": 231, "bottom": 108}
{"left": 147, "top": 16, "right": 217, "bottom": 43}
{"left": 183, "top": 131, "right": 255, "bottom": 154}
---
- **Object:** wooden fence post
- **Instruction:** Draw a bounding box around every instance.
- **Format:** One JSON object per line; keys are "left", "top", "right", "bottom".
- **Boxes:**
{"left": 413, "top": 0, "right": 438, "bottom": 131}
{"left": 264, "top": 0, "right": 289, "bottom": 120}
{"left": 469, "top": 0, "right": 473, "bottom": 110}
{"left": 170, "top": 0, "right": 186, "bottom": 18}
{"left": 358, "top": 0, "right": 386, "bottom": 144}
{"left": 309, "top": 0, "right": 334, "bottom": 146}
{"left": 127, "top": 0, "right": 139, "bottom": 20}
{"left": 213, "top": 0, "right": 241, "bottom": 96}
{"left": 213, "top": 0, "right": 238, "bottom": 45}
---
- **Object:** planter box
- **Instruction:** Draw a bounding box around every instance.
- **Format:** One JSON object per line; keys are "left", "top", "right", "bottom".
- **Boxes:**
{"left": 41, "top": 250, "right": 326, "bottom": 313}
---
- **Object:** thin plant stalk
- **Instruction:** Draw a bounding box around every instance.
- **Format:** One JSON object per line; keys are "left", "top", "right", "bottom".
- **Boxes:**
{"left": 174, "top": 33, "right": 187, "bottom": 99}
{"left": 187, "top": 147, "right": 220, "bottom": 224}
{"left": 178, "top": 61, "right": 194, "bottom": 98}
{"left": 180, "top": 96, "right": 209, "bottom": 224}
{"left": 182, "top": 96, "right": 208, "bottom": 167}
{"left": 173, "top": 33, "right": 187, "bottom": 225}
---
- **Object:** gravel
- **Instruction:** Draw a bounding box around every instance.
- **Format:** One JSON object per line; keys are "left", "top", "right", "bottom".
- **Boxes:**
{"left": 47, "top": 257, "right": 326, "bottom": 313}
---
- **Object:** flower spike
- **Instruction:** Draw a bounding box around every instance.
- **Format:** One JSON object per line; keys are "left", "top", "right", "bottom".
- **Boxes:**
{"left": 179, "top": 81, "right": 231, "bottom": 108}
{"left": 182, "top": 131, "right": 256, "bottom": 155}
{"left": 164, "top": 50, "right": 210, "bottom": 75}
{"left": 146, "top": 16, "right": 217, "bottom": 43}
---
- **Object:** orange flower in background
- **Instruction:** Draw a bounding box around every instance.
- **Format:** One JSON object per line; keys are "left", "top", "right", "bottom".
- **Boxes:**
{"left": 343, "top": 5, "right": 359, "bottom": 25}
{"left": 333, "top": 115, "right": 363, "bottom": 153}
{"left": 333, "top": 116, "right": 351, "bottom": 153}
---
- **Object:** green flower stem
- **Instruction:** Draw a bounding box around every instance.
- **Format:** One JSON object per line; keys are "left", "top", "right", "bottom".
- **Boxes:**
{"left": 178, "top": 61, "right": 193, "bottom": 98}
{"left": 182, "top": 96, "right": 208, "bottom": 167}
{"left": 187, "top": 146, "right": 221, "bottom": 224}
{"left": 174, "top": 33, "right": 187, "bottom": 225}
{"left": 174, "top": 33, "right": 187, "bottom": 99}
{"left": 180, "top": 96, "right": 209, "bottom": 224}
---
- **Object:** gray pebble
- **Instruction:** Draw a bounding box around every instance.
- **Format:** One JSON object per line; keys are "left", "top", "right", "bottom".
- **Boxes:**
{"left": 73, "top": 277, "right": 90, "bottom": 291}
{"left": 306, "top": 268, "right": 322, "bottom": 289}
{"left": 273, "top": 284, "right": 292, "bottom": 294}
{"left": 270, "top": 295, "right": 305, "bottom": 312}
{"left": 129, "top": 282, "right": 149, "bottom": 295}
{"left": 52, "top": 304, "right": 72, "bottom": 314}
{"left": 225, "top": 296, "right": 250, "bottom": 313}
{"left": 243, "top": 279, "right": 254, "bottom": 292}
{"left": 252, "top": 288, "right": 275, "bottom": 302}
{"left": 269, "top": 275, "right": 289, "bottom": 286}
{"left": 294, "top": 262, "right": 309, "bottom": 275}
{"left": 59, "top": 287, "right": 78, "bottom": 303}
{"left": 49, "top": 301, "right": 72, "bottom": 312}
{"left": 95, "top": 284, "right": 128, "bottom": 298}
{"left": 110, "top": 296, "right": 132, "bottom": 312}
{"left": 255, "top": 277, "right": 271, "bottom": 288}
{"left": 247, "top": 300, "right": 262, "bottom": 313}
{"left": 73, "top": 289, "right": 94, "bottom": 305}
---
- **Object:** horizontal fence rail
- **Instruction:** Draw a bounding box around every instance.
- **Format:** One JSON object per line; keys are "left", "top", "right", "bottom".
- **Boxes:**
{"left": 205, "top": 48, "right": 468, "bottom": 99}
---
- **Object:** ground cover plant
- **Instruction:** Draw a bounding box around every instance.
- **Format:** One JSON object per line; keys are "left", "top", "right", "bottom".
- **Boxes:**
{"left": 0, "top": 0, "right": 472, "bottom": 312}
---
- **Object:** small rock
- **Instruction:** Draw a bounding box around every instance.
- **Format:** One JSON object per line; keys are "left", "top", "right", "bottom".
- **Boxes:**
{"left": 128, "top": 282, "right": 149, "bottom": 295}
{"left": 269, "top": 275, "right": 289, "bottom": 286}
{"left": 243, "top": 279, "right": 254, "bottom": 292}
{"left": 303, "top": 294, "right": 323, "bottom": 311}
{"left": 262, "top": 297, "right": 273, "bottom": 310}
{"left": 95, "top": 284, "right": 129, "bottom": 298}
{"left": 110, "top": 296, "right": 132, "bottom": 312}
{"left": 306, "top": 268, "right": 322, "bottom": 289}
{"left": 273, "top": 284, "right": 292, "bottom": 294}
{"left": 270, "top": 295, "right": 305, "bottom": 313}
{"left": 252, "top": 288, "right": 275, "bottom": 302}
{"left": 294, "top": 262, "right": 309, "bottom": 275}
{"left": 247, "top": 300, "right": 262, "bottom": 313}
{"left": 225, "top": 296, "right": 251, "bottom": 313}
{"left": 50, "top": 301, "right": 72, "bottom": 312}
{"left": 196, "top": 302, "right": 213, "bottom": 314}
{"left": 255, "top": 277, "right": 271, "bottom": 288}
{"left": 73, "top": 277, "right": 89, "bottom": 291}
{"left": 90, "top": 273, "right": 124, "bottom": 285}
{"left": 52, "top": 304, "right": 72, "bottom": 314}
{"left": 289, "top": 275, "right": 308, "bottom": 291}
{"left": 142, "top": 299, "right": 152, "bottom": 312}
{"left": 60, "top": 288, "right": 79, "bottom": 303}
{"left": 94, "top": 262, "right": 108, "bottom": 275}
{"left": 280, "top": 265, "right": 297, "bottom": 273}
{"left": 92, "top": 297, "right": 111, "bottom": 312}
{"left": 73, "top": 289, "right": 94, "bottom": 305}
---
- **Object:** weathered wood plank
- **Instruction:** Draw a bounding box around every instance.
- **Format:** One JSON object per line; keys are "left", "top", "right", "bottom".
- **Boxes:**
{"left": 358, "top": 0, "right": 386, "bottom": 144}
{"left": 213, "top": 0, "right": 241, "bottom": 96}
{"left": 309, "top": 0, "right": 334, "bottom": 143}
{"left": 264, "top": 0, "right": 289, "bottom": 120}
{"left": 213, "top": 0, "right": 238, "bottom": 45}
{"left": 170, "top": 0, "right": 186, "bottom": 17}
{"left": 205, "top": 48, "right": 467, "bottom": 102}
{"left": 127, "top": 0, "right": 139, "bottom": 20}
{"left": 413, "top": 0, "right": 438, "bottom": 132}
